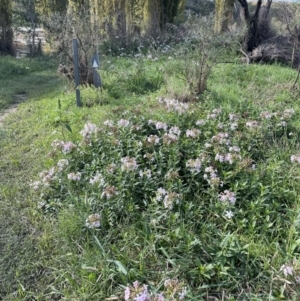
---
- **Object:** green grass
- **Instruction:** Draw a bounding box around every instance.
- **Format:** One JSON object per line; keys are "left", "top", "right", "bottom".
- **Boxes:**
{"left": 0, "top": 55, "right": 63, "bottom": 110}
{"left": 1, "top": 45, "right": 300, "bottom": 301}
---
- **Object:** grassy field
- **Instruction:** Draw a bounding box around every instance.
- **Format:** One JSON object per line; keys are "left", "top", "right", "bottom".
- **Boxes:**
{"left": 1, "top": 35, "right": 300, "bottom": 301}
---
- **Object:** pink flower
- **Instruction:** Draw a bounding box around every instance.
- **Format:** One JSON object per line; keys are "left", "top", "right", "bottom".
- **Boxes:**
{"left": 280, "top": 264, "right": 294, "bottom": 277}
{"left": 62, "top": 141, "right": 76, "bottom": 153}
{"left": 169, "top": 126, "right": 181, "bottom": 136}
{"left": 163, "top": 133, "right": 178, "bottom": 145}
{"left": 219, "top": 190, "right": 236, "bottom": 204}
{"left": 246, "top": 120, "right": 259, "bottom": 128}
{"left": 85, "top": 213, "right": 101, "bottom": 228}
{"left": 186, "top": 158, "right": 202, "bottom": 173}
{"left": 291, "top": 155, "right": 300, "bottom": 163}
{"left": 117, "top": 119, "right": 130, "bottom": 127}
{"left": 121, "top": 156, "right": 138, "bottom": 171}
{"left": 57, "top": 159, "right": 69, "bottom": 171}
{"left": 124, "top": 286, "right": 130, "bottom": 301}
{"left": 67, "top": 172, "right": 81, "bottom": 181}
{"left": 147, "top": 135, "right": 160, "bottom": 145}
{"left": 186, "top": 129, "right": 201, "bottom": 138}
{"left": 156, "top": 121, "right": 168, "bottom": 131}
{"left": 196, "top": 119, "right": 206, "bottom": 126}
{"left": 103, "top": 119, "right": 114, "bottom": 127}
{"left": 80, "top": 122, "right": 98, "bottom": 139}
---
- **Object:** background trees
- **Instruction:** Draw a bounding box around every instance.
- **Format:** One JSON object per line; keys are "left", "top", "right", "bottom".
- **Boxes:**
{"left": 214, "top": 0, "right": 273, "bottom": 51}
{"left": 0, "top": 0, "right": 189, "bottom": 56}
{"left": 0, "top": 0, "right": 14, "bottom": 54}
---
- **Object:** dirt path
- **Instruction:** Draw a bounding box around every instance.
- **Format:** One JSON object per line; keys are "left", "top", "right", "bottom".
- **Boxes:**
{"left": 0, "top": 94, "right": 27, "bottom": 127}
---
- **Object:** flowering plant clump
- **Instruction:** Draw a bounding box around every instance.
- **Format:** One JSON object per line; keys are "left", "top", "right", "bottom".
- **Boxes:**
{"left": 277, "top": 259, "right": 300, "bottom": 295}
{"left": 31, "top": 103, "right": 297, "bottom": 221}
{"left": 85, "top": 213, "right": 101, "bottom": 229}
{"left": 124, "top": 279, "right": 187, "bottom": 301}
{"left": 158, "top": 97, "right": 189, "bottom": 115}
{"left": 31, "top": 99, "right": 299, "bottom": 298}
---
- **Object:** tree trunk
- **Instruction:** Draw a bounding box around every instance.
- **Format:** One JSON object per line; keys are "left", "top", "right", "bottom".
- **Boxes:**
{"left": 214, "top": 0, "right": 235, "bottom": 34}
{"left": 0, "top": 0, "right": 14, "bottom": 55}
{"left": 143, "top": 0, "right": 161, "bottom": 35}
{"left": 238, "top": 0, "right": 267, "bottom": 51}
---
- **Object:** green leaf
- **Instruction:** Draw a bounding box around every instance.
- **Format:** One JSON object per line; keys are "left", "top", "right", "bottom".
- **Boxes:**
{"left": 64, "top": 122, "right": 72, "bottom": 133}
{"left": 92, "top": 235, "right": 106, "bottom": 256}
{"left": 107, "top": 260, "right": 128, "bottom": 275}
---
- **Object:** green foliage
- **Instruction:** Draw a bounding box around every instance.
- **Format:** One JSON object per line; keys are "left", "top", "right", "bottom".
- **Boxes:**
{"left": 101, "top": 58, "right": 164, "bottom": 98}
{"left": 159, "top": 14, "right": 241, "bottom": 97}
{"left": 30, "top": 94, "right": 300, "bottom": 299}
{"left": 0, "top": 55, "right": 61, "bottom": 110}
{"left": 79, "top": 85, "right": 110, "bottom": 107}
{"left": 121, "top": 65, "right": 164, "bottom": 95}
{"left": 2, "top": 22, "right": 300, "bottom": 301}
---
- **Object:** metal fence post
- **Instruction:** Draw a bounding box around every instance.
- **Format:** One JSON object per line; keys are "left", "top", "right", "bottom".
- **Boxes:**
{"left": 73, "top": 38, "right": 81, "bottom": 107}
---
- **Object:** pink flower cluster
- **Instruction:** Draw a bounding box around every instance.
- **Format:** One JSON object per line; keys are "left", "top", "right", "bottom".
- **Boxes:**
{"left": 158, "top": 97, "right": 189, "bottom": 115}
{"left": 291, "top": 155, "right": 300, "bottom": 163}
{"left": 196, "top": 119, "right": 206, "bottom": 126}
{"left": 246, "top": 120, "right": 259, "bottom": 129}
{"left": 186, "top": 158, "right": 202, "bottom": 173}
{"left": 139, "top": 169, "right": 152, "bottom": 179}
{"left": 90, "top": 171, "right": 104, "bottom": 185}
{"left": 186, "top": 129, "right": 201, "bottom": 138}
{"left": 204, "top": 166, "right": 222, "bottom": 187}
{"left": 121, "top": 156, "right": 138, "bottom": 171}
{"left": 219, "top": 190, "right": 236, "bottom": 204}
{"left": 280, "top": 108, "right": 295, "bottom": 120}
{"left": 260, "top": 111, "right": 274, "bottom": 119}
{"left": 67, "top": 172, "right": 81, "bottom": 181}
{"left": 207, "top": 108, "right": 222, "bottom": 119}
{"left": 155, "top": 121, "right": 168, "bottom": 131}
{"left": 57, "top": 159, "right": 69, "bottom": 171}
{"left": 259, "top": 108, "right": 294, "bottom": 123}
{"left": 31, "top": 166, "right": 58, "bottom": 190}
{"left": 39, "top": 167, "right": 56, "bottom": 187}
{"left": 103, "top": 119, "right": 114, "bottom": 127}
{"left": 148, "top": 120, "right": 168, "bottom": 131}
{"left": 155, "top": 188, "right": 180, "bottom": 209}
{"left": 124, "top": 279, "right": 186, "bottom": 301}
{"left": 147, "top": 135, "right": 160, "bottom": 145}
{"left": 51, "top": 139, "right": 76, "bottom": 153}
{"left": 80, "top": 122, "right": 98, "bottom": 143}
{"left": 106, "top": 163, "right": 117, "bottom": 174}
{"left": 85, "top": 213, "right": 101, "bottom": 228}
{"left": 169, "top": 126, "right": 181, "bottom": 136}
{"left": 125, "top": 281, "right": 150, "bottom": 301}
{"left": 101, "top": 185, "right": 119, "bottom": 199}
{"left": 280, "top": 264, "right": 293, "bottom": 277}
{"left": 161, "top": 126, "right": 181, "bottom": 145}
{"left": 118, "top": 119, "right": 130, "bottom": 127}
{"left": 211, "top": 132, "right": 230, "bottom": 145}
{"left": 163, "top": 133, "right": 178, "bottom": 145}
{"left": 215, "top": 151, "right": 241, "bottom": 165}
